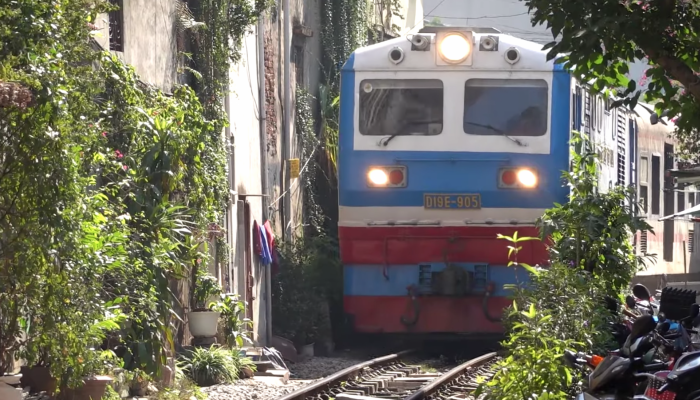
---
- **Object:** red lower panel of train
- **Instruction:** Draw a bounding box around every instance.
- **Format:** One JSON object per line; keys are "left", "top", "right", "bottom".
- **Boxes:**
{"left": 344, "top": 295, "right": 513, "bottom": 334}
{"left": 339, "top": 225, "right": 548, "bottom": 335}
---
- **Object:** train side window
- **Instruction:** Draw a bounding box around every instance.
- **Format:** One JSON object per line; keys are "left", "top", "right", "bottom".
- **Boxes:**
{"left": 358, "top": 79, "right": 443, "bottom": 136}
{"left": 463, "top": 79, "right": 548, "bottom": 137}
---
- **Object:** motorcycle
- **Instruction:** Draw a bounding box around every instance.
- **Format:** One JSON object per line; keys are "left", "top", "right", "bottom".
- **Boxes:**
{"left": 568, "top": 305, "right": 700, "bottom": 400}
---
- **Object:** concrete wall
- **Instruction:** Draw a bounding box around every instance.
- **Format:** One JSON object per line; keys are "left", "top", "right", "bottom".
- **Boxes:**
{"left": 95, "top": 0, "right": 180, "bottom": 93}
{"left": 226, "top": 27, "right": 269, "bottom": 344}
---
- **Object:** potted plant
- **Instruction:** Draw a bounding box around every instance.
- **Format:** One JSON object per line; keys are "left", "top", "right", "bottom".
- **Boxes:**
{"left": 128, "top": 369, "right": 149, "bottom": 396}
{"left": 211, "top": 294, "right": 253, "bottom": 348}
{"left": 180, "top": 346, "right": 239, "bottom": 387}
{"left": 188, "top": 270, "right": 223, "bottom": 337}
{"left": 19, "top": 346, "right": 58, "bottom": 396}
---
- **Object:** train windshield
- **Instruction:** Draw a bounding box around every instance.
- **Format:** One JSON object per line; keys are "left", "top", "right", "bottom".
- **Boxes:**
{"left": 463, "top": 79, "right": 548, "bottom": 137}
{"left": 358, "top": 79, "right": 443, "bottom": 136}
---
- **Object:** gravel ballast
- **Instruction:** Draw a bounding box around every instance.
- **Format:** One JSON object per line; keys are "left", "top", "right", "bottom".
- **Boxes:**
{"left": 203, "top": 355, "right": 367, "bottom": 400}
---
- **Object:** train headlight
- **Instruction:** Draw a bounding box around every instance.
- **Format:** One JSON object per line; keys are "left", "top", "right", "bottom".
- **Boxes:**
{"left": 368, "top": 168, "right": 389, "bottom": 185}
{"left": 517, "top": 169, "right": 538, "bottom": 188}
{"left": 438, "top": 33, "right": 471, "bottom": 63}
{"left": 367, "top": 166, "right": 407, "bottom": 188}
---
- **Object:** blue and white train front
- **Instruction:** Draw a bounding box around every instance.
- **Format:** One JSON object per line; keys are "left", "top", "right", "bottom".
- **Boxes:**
{"left": 338, "top": 28, "right": 571, "bottom": 335}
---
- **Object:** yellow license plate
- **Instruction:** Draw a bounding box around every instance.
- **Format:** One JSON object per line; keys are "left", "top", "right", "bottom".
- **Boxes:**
{"left": 423, "top": 193, "right": 482, "bottom": 209}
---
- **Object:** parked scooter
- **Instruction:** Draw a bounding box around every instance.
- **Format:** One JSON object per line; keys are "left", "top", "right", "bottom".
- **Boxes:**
{"left": 567, "top": 305, "right": 700, "bottom": 400}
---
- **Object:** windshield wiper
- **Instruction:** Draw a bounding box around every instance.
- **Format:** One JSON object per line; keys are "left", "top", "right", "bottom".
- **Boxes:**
{"left": 377, "top": 119, "right": 440, "bottom": 147}
{"left": 464, "top": 121, "right": 527, "bottom": 147}
{"left": 379, "top": 135, "right": 398, "bottom": 146}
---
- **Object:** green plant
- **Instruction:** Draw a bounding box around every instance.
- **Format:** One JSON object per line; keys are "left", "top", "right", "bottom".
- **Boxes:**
{"left": 0, "top": 0, "right": 269, "bottom": 390}
{"left": 538, "top": 131, "right": 655, "bottom": 296}
{"left": 272, "top": 235, "right": 339, "bottom": 347}
{"left": 180, "top": 346, "right": 241, "bottom": 387}
{"left": 211, "top": 294, "right": 253, "bottom": 348}
{"left": 193, "top": 270, "right": 223, "bottom": 311}
{"left": 480, "top": 234, "right": 611, "bottom": 400}
{"left": 481, "top": 132, "right": 651, "bottom": 399}
{"left": 153, "top": 364, "right": 206, "bottom": 400}
{"left": 103, "top": 385, "right": 122, "bottom": 400}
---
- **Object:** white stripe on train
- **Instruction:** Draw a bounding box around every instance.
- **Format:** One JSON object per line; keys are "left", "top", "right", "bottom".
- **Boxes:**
{"left": 338, "top": 206, "right": 548, "bottom": 227}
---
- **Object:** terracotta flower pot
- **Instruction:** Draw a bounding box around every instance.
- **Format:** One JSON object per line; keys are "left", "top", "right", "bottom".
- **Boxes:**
{"left": 129, "top": 378, "right": 148, "bottom": 396}
{"left": 57, "top": 376, "right": 113, "bottom": 400}
{"left": 20, "top": 366, "right": 57, "bottom": 396}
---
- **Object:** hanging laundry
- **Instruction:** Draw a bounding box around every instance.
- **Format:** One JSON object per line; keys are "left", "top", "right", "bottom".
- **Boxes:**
{"left": 259, "top": 224, "right": 273, "bottom": 265}
{"left": 263, "top": 221, "right": 275, "bottom": 259}
{"left": 264, "top": 220, "right": 279, "bottom": 276}
{"left": 252, "top": 220, "right": 263, "bottom": 258}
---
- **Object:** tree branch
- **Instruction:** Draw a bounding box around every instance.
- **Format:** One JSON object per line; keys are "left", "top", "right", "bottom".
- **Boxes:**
{"left": 641, "top": 46, "right": 700, "bottom": 101}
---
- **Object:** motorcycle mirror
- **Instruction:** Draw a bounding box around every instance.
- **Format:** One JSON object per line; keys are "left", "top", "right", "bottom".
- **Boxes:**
{"left": 625, "top": 295, "right": 637, "bottom": 309}
{"left": 690, "top": 304, "right": 700, "bottom": 319}
{"left": 658, "top": 312, "right": 667, "bottom": 322}
{"left": 604, "top": 296, "right": 619, "bottom": 314}
{"left": 633, "top": 284, "right": 652, "bottom": 301}
{"left": 630, "top": 315, "right": 657, "bottom": 340}
{"left": 563, "top": 350, "right": 578, "bottom": 368}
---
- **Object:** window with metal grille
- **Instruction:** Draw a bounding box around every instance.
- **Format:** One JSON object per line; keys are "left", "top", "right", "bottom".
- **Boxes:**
{"left": 690, "top": 230, "right": 695, "bottom": 253}
{"left": 108, "top": 0, "right": 124, "bottom": 52}
{"left": 640, "top": 230, "right": 648, "bottom": 254}
{"left": 651, "top": 155, "right": 661, "bottom": 215}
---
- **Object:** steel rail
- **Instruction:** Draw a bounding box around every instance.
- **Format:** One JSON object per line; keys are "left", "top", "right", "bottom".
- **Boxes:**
{"left": 277, "top": 349, "right": 416, "bottom": 400}
{"left": 401, "top": 352, "right": 498, "bottom": 400}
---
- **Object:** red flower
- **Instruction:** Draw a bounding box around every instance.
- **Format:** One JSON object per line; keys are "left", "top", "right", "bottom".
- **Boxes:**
{"left": 115, "top": 150, "right": 124, "bottom": 159}
{"left": 122, "top": 165, "right": 128, "bottom": 171}
{"left": 102, "top": 132, "right": 107, "bottom": 137}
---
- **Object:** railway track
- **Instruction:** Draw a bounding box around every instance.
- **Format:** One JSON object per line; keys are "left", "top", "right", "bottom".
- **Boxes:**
{"left": 276, "top": 351, "right": 499, "bottom": 400}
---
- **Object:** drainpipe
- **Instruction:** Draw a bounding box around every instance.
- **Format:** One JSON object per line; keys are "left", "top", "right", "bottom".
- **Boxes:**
{"left": 224, "top": 92, "right": 233, "bottom": 291}
{"left": 282, "top": 0, "right": 292, "bottom": 241}
{"left": 257, "top": 17, "right": 273, "bottom": 347}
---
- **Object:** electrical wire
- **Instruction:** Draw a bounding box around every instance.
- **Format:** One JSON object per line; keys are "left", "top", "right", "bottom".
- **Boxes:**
{"left": 425, "top": 11, "right": 529, "bottom": 20}
{"left": 267, "top": 145, "right": 318, "bottom": 209}
{"left": 243, "top": 35, "right": 260, "bottom": 120}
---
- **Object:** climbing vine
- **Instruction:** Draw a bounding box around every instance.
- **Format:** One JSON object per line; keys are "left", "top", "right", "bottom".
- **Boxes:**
{"left": 270, "top": 0, "right": 404, "bottom": 347}
{"left": 0, "top": 0, "right": 270, "bottom": 389}
{"left": 319, "top": 0, "right": 403, "bottom": 177}
{"left": 295, "top": 86, "right": 324, "bottom": 232}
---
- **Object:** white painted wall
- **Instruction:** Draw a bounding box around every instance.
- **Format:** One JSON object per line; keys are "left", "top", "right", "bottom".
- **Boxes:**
{"left": 226, "top": 27, "right": 270, "bottom": 346}
{"left": 95, "top": 0, "right": 180, "bottom": 93}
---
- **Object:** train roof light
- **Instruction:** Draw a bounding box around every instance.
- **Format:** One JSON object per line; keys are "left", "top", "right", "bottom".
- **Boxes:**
{"left": 438, "top": 32, "right": 471, "bottom": 64}
{"left": 505, "top": 47, "right": 521, "bottom": 65}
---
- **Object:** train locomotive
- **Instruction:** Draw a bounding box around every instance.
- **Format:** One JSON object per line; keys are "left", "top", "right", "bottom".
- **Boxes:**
{"left": 337, "top": 26, "right": 643, "bottom": 339}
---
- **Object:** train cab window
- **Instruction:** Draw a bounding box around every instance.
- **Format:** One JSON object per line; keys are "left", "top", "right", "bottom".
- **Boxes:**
{"left": 358, "top": 79, "right": 443, "bottom": 136}
{"left": 463, "top": 79, "right": 548, "bottom": 137}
